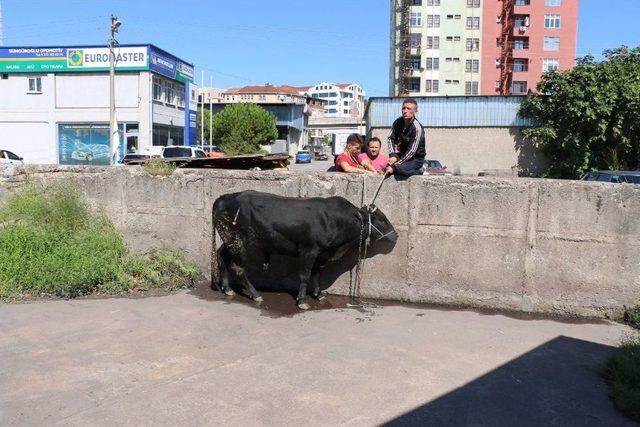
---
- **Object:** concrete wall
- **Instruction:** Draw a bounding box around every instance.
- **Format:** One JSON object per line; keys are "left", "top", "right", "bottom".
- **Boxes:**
{"left": 371, "top": 126, "right": 547, "bottom": 177}
{"left": 1, "top": 165, "right": 637, "bottom": 319}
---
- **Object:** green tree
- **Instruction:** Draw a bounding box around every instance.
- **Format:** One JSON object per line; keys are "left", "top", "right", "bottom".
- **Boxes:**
{"left": 519, "top": 46, "right": 640, "bottom": 179}
{"left": 211, "top": 103, "right": 278, "bottom": 155}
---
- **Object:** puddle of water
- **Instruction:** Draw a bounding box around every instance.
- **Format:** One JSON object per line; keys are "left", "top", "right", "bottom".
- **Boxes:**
{"left": 188, "top": 280, "right": 607, "bottom": 325}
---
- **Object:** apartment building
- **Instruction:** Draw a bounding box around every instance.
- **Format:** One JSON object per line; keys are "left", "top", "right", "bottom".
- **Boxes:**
{"left": 482, "top": 0, "right": 578, "bottom": 95}
{"left": 301, "top": 82, "right": 366, "bottom": 119}
{"left": 389, "top": 0, "right": 577, "bottom": 96}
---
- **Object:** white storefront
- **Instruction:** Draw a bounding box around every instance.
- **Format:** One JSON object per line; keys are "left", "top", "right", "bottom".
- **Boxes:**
{"left": 0, "top": 44, "right": 196, "bottom": 165}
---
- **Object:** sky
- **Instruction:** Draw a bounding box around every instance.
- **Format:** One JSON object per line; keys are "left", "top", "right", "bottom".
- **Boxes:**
{"left": 2, "top": 0, "right": 639, "bottom": 97}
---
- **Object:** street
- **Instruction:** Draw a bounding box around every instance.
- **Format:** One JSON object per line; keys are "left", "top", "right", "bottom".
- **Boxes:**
{"left": 0, "top": 288, "right": 635, "bottom": 426}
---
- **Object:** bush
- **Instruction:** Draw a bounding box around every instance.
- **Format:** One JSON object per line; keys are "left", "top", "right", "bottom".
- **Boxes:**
{"left": 143, "top": 159, "right": 176, "bottom": 176}
{"left": 0, "top": 183, "right": 198, "bottom": 299}
{"left": 603, "top": 335, "right": 640, "bottom": 422}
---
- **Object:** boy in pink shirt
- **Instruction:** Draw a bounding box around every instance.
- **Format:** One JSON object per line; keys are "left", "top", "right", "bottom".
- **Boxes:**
{"left": 358, "top": 137, "right": 389, "bottom": 173}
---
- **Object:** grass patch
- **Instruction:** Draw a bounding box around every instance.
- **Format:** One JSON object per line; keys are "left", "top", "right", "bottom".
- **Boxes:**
{"left": 142, "top": 159, "right": 176, "bottom": 176}
{"left": 0, "top": 183, "right": 198, "bottom": 299}
{"left": 624, "top": 307, "right": 640, "bottom": 329}
{"left": 603, "top": 335, "right": 640, "bottom": 422}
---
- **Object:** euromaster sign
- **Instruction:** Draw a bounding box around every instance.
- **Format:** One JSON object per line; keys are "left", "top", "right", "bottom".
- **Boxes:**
{"left": 0, "top": 45, "right": 194, "bottom": 82}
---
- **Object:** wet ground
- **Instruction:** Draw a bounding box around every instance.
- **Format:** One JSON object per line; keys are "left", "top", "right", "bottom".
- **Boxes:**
{"left": 189, "top": 279, "right": 607, "bottom": 325}
{"left": 2, "top": 286, "right": 636, "bottom": 426}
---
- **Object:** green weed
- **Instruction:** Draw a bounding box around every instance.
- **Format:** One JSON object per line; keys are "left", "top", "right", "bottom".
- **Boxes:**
{"left": 142, "top": 159, "right": 176, "bottom": 176}
{"left": 0, "top": 183, "right": 198, "bottom": 299}
{"left": 603, "top": 335, "right": 640, "bottom": 422}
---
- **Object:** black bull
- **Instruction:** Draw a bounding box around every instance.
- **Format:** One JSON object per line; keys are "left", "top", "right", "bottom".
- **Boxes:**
{"left": 211, "top": 190, "right": 397, "bottom": 309}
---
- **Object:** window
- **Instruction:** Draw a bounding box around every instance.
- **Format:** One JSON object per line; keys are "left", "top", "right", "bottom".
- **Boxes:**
{"left": 410, "top": 33, "right": 422, "bottom": 48}
{"left": 544, "top": 15, "right": 561, "bottom": 29}
{"left": 454, "top": 36, "right": 461, "bottom": 41}
{"left": 545, "top": 0, "right": 561, "bottom": 5}
{"left": 466, "top": 17, "right": 480, "bottom": 30}
{"left": 409, "top": 78, "right": 421, "bottom": 92}
{"left": 411, "top": 0, "right": 422, "bottom": 5}
{"left": 446, "top": 14, "right": 453, "bottom": 19}
{"left": 446, "top": 36, "right": 453, "bottom": 41}
{"left": 427, "top": 15, "right": 440, "bottom": 28}
{"left": 465, "top": 81, "right": 479, "bottom": 95}
{"left": 410, "top": 57, "right": 422, "bottom": 69}
{"left": 166, "top": 82, "right": 176, "bottom": 105}
{"left": 514, "top": 38, "right": 529, "bottom": 50}
{"left": 511, "top": 81, "right": 528, "bottom": 94}
{"left": 455, "top": 14, "right": 461, "bottom": 19}
{"left": 465, "top": 59, "right": 480, "bottom": 73}
{"left": 425, "top": 57, "right": 439, "bottom": 70}
{"left": 327, "top": 100, "right": 337, "bottom": 105}
{"left": 410, "top": 12, "right": 422, "bottom": 27}
{"left": 425, "top": 80, "right": 439, "bottom": 92}
{"left": 343, "top": 109, "right": 349, "bottom": 114}
{"left": 513, "top": 59, "right": 529, "bottom": 72}
{"left": 515, "top": 0, "right": 530, "bottom": 5}
{"left": 426, "top": 0, "right": 440, "bottom": 5}
{"left": 426, "top": 36, "right": 440, "bottom": 49}
{"left": 515, "top": 15, "right": 530, "bottom": 27}
{"left": 466, "top": 38, "right": 480, "bottom": 51}
{"left": 544, "top": 36, "right": 560, "bottom": 51}
{"left": 542, "top": 58, "right": 560, "bottom": 72}
{"left": 466, "top": 0, "right": 480, "bottom": 7}
{"left": 27, "top": 76, "right": 42, "bottom": 93}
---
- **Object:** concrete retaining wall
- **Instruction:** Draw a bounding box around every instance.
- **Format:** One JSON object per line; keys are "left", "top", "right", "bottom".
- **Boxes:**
{"left": 1, "top": 165, "right": 638, "bottom": 318}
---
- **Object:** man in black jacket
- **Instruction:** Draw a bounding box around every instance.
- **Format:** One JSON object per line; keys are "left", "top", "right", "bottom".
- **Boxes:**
{"left": 385, "top": 98, "right": 426, "bottom": 177}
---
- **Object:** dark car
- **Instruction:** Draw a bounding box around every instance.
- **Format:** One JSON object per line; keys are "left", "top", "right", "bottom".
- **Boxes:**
{"left": 120, "top": 154, "right": 156, "bottom": 165}
{"left": 315, "top": 153, "right": 328, "bottom": 161}
{"left": 422, "top": 159, "right": 452, "bottom": 176}
{"left": 581, "top": 170, "right": 640, "bottom": 184}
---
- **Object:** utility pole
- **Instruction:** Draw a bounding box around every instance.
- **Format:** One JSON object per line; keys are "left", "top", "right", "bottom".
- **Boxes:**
{"left": 209, "top": 76, "right": 213, "bottom": 147}
{"left": 109, "top": 14, "right": 122, "bottom": 163}
{"left": 200, "top": 71, "right": 204, "bottom": 148}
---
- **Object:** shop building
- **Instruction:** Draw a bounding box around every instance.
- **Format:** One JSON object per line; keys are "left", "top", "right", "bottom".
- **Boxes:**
{"left": 0, "top": 44, "right": 196, "bottom": 165}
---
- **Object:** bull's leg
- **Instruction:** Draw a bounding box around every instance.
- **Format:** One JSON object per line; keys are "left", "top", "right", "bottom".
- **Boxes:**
{"left": 217, "top": 246, "right": 235, "bottom": 296}
{"left": 297, "top": 253, "right": 318, "bottom": 310}
{"left": 311, "top": 266, "right": 327, "bottom": 300}
{"left": 229, "top": 260, "right": 263, "bottom": 303}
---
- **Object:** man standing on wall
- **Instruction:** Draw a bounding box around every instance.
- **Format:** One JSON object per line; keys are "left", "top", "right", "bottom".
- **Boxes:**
{"left": 385, "top": 98, "right": 426, "bottom": 177}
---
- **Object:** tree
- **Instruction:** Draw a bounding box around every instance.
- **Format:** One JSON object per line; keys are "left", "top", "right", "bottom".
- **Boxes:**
{"left": 210, "top": 103, "right": 278, "bottom": 155}
{"left": 519, "top": 46, "right": 640, "bottom": 179}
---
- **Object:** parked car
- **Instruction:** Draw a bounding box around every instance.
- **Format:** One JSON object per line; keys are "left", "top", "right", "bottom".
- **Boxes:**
{"left": 315, "top": 153, "right": 328, "bottom": 161}
{"left": 295, "top": 150, "right": 312, "bottom": 164}
{"left": 0, "top": 149, "right": 24, "bottom": 165}
{"left": 422, "top": 159, "right": 452, "bottom": 176}
{"left": 201, "top": 144, "right": 225, "bottom": 158}
{"left": 581, "top": 170, "right": 640, "bottom": 184}
{"left": 162, "top": 146, "right": 208, "bottom": 159}
{"left": 119, "top": 154, "right": 157, "bottom": 165}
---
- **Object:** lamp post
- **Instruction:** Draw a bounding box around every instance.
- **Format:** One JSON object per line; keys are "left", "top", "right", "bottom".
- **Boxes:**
{"left": 109, "top": 14, "right": 121, "bottom": 163}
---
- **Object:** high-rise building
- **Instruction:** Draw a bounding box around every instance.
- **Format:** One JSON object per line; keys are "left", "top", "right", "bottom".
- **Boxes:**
{"left": 389, "top": 0, "right": 578, "bottom": 96}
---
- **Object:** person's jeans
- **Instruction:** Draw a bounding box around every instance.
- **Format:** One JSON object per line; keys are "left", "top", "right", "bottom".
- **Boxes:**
{"left": 394, "top": 157, "right": 424, "bottom": 177}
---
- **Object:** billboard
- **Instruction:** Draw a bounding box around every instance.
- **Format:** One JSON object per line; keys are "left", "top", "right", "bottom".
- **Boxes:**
{"left": 149, "top": 46, "right": 194, "bottom": 83}
{"left": 58, "top": 123, "right": 124, "bottom": 165}
{"left": 0, "top": 45, "right": 193, "bottom": 82}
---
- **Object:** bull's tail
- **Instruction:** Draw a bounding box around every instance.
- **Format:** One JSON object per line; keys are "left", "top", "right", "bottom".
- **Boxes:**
{"left": 210, "top": 209, "right": 221, "bottom": 290}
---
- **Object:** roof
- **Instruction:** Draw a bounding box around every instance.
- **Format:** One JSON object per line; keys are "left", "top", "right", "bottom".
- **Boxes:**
{"left": 224, "top": 85, "right": 307, "bottom": 97}
{"left": 366, "top": 96, "right": 535, "bottom": 128}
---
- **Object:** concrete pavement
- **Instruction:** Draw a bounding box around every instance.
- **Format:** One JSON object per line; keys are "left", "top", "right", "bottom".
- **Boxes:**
{"left": 0, "top": 289, "right": 637, "bottom": 426}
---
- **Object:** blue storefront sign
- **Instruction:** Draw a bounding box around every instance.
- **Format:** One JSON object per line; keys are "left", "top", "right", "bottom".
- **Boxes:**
{"left": 185, "top": 82, "right": 198, "bottom": 146}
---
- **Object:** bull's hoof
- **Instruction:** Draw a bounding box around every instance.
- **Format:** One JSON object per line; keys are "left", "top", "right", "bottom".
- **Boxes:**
{"left": 253, "top": 295, "right": 264, "bottom": 303}
{"left": 298, "top": 302, "right": 310, "bottom": 310}
{"left": 314, "top": 292, "right": 326, "bottom": 301}
{"left": 223, "top": 289, "right": 235, "bottom": 296}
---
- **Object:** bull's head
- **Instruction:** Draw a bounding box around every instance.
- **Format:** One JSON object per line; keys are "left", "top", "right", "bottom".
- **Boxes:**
{"left": 355, "top": 204, "right": 398, "bottom": 243}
